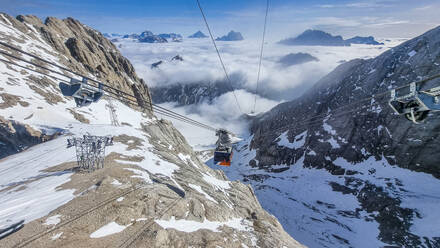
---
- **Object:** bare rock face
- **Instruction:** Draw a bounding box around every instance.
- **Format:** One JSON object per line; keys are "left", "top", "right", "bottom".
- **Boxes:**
{"left": 0, "top": 13, "right": 152, "bottom": 157}
{"left": 0, "top": 116, "right": 60, "bottom": 156}
{"left": 3, "top": 13, "right": 151, "bottom": 112}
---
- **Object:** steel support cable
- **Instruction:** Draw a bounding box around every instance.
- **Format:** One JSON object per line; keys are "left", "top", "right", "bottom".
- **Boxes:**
{"left": 195, "top": 0, "right": 243, "bottom": 114}
{"left": 253, "top": 0, "right": 269, "bottom": 113}
{"left": 151, "top": 104, "right": 217, "bottom": 130}
{"left": 152, "top": 108, "right": 217, "bottom": 131}
{"left": 0, "top": 50, "right": 219, "bottom": 132}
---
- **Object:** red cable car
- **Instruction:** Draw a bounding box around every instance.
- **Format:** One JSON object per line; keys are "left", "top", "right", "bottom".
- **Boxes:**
{"left": 214, "top": 129, "right": 233, "bottom": 166}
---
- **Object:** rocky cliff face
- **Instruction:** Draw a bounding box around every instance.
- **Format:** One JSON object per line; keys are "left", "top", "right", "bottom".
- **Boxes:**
{"left": 0, "top": 13, "right": 302, "bottom": 248}
{"left": 254, "top": 26, "right": 440, "bottom": 177}
{"left": 0, "top": 13, "right": 152, "bottom": 158}
{"left": 212, "top": 26, "right": 440, "bottom": 247}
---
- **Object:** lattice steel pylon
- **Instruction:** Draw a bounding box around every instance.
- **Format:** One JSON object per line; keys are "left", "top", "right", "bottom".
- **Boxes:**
{"left": 106, "top": 98, "right": 120, "bottom": 126}
{"left": 67, "top": 135, "right": 113, "bottom": 172}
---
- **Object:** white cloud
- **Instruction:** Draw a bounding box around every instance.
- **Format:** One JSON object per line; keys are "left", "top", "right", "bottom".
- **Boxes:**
{"left": 117, "top": 38, "right": 397, "bottom": 146}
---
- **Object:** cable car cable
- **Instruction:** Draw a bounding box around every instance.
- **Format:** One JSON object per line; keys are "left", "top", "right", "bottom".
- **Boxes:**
{"left": 195, "top": 0, "right": 243, "bottom": 114}
{"left": 0, "top": 50, "right": 219, "bottom": 132}
{"left": 253, "top": 0, "right": 269, "bottom": 113}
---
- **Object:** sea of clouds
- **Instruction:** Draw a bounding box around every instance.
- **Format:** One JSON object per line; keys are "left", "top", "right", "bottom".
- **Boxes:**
{"left": 116, "top": 38, "right": 404, "bottom": 148}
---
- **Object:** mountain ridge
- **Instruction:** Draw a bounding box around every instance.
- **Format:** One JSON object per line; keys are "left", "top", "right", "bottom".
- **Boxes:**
{"left": 280, "top": 29, "right": 383, "bottom": 46}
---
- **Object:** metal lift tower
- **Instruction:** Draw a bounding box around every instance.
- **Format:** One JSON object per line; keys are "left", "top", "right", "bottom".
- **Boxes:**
{"left": 67, "top": 135, "right": 113, "bottom": 172}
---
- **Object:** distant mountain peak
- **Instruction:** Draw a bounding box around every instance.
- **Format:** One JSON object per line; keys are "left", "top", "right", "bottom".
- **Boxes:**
{"left": 188, "top": 31, "right": 208, "bottom": 38}
{"left": 345, "top": 36, "right": 384, "bottom": 45}
{"left": 139, "top": 30, "right": 154, "bottom": 38}
{"left": 216, "top": 30, "right": 244, "bottom": 41}
{"left": 280, "top": 29, "right": 383, "bottom": 47}
{"left": 280, "top": 29, "right": 348, "bottom": 46}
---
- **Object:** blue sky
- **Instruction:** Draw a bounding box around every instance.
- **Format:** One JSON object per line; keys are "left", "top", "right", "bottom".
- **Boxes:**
{"left": 1, "top": 0, "right": 439, "bottom": 39}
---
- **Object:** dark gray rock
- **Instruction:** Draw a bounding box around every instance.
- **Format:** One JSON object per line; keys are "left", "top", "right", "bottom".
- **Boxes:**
{"left": 151, "top": 61, "right": 163, "bottom": 69}
{"left": 151, "top": 81, "right": 234, "bottom": 106}
{"left": 158, "top": 33, "right": 182, "bottom": 39}
{"left": 346, "top": 36, "right": 384, "bottom": 45}
{"left": 171, "top": 55, "right": 183, "bottom": 61}
{"left": 216, "top": 31, "right": 244, "bottom": 41}
{"left": 138, "top": 31, "right": 168, "bottom": 43}
{"left": 188, "top": 31, "right": 208, "bottom": 38}
{"left": 122, "top": 33, "right": 139, "bottom": 39}
{"left": 150, "top": 73, "right": 246, "bottom": 106}
{"left": 280, "top": 30, "right": 349, "bottom": 46}
{"left": 278, "top": 53, "right": 319, "bottom": 67}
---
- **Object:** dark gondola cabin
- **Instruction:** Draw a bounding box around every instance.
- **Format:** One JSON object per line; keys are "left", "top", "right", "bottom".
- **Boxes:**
{"left": 214, "top": 129, "right": 233, "bottom": 166}
{"left": 59, "top": 78, "right": 103, "bottom": 108}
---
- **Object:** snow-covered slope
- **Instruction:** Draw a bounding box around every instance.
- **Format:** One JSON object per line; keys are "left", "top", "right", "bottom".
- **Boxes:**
{"left": 0, "top": 13, "right": 303, "bottom": 248}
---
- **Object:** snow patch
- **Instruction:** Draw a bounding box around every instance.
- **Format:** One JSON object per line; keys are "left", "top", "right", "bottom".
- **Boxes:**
{"left": 43, "top": 214, "right": 61, "bottom": 226}
{"left": 90, "top": 221, "right": 131, "bottom": 238}
{"left": 277, "top": 130, "right": 307, "bottom": 149}
{"left": 323, "top": 118, "right": 336, "bottom": 136}
{"left": 111, "top": 179, "right": 122, "bottom": 186}
{"left": 189, "top": 183, "right": 218, "bottom": 204}
{"left": 155, "top": 216, "right": 249, "bottom": 233}
{"left": 408, "top": 50, "right": 417, "bottom": 57}
{"left": 202, "top": 173, "right": 230, "bottom": 190}
{"left": 50, "top": 232, "right": 63, "bottom": 241}
{"left": 327, "top": 137, "right": 340, "bottom": 149}
{"left": 124, "top": 168, "right": 152, "bottom": 184}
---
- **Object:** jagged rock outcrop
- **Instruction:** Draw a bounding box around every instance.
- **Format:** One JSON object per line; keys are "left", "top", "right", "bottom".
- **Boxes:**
{"left": 0, "top": 13, "right": 153, "bottom": 157}
{"left": 2, "top": 14, "right": 151, "bottom": 111}
{"left": 0, "top": 117, "right": 61, "bottom": 159}
{"left": 238, "top": 25, "right": 440, "bottom": 247}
